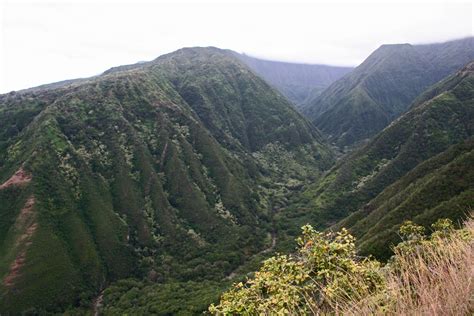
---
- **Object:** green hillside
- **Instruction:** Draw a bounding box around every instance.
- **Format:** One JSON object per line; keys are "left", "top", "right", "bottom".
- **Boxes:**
{"left": 285, "top": 61, "right": 474, "bottom": 257}
{"left": 334, "top": 139, "right": 474, "bottom": 259}
{"left": 0, "top": 42, "right": 472, "bottom": 314}
{"left": 302, "top": 37, "right": 474, "bottom": 148}
{"left": 0, "top": 47, "right": 333, "bottom": 313}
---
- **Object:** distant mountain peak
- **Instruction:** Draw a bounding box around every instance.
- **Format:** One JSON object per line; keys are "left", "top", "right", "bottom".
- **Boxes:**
{"left": 302, "top": 37, "right": 474, "bottom": 148}
{"left": 235, "top": 53, "right": 353, "bottom": 107}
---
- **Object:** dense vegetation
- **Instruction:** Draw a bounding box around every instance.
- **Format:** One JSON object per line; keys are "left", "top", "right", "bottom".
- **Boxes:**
{"left": 0, "top": 47, "right": 333, "bottom": 313}
{"left": 236, "top": 53, "right": 353, "bottom": 107}
{"left": 210, "top": 225, "right": 384, "bottom": 314}
{"left": 0, "top": 39, "right": 472, "bottom": 314}
{"left": 285, "top": 61, "right": 474, "bottom": 259}
{"left": 211, "top": 216, "right": 473, "bottom": 314}
{"left": 302, "top": 37, "right": 474, "bottom": 147}
{"left": 334, "top": 139, "right": 474, "bottom": 259}
{"left": 101, "top": 279, "right": 228, "bottom": 315}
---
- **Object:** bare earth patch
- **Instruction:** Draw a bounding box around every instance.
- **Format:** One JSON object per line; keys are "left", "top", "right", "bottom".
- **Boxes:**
{"left": 0, "top": 168, "right": 32, "bottom": 190}
{"left": 3, "top": 195, "right": 37, "bottom": 288}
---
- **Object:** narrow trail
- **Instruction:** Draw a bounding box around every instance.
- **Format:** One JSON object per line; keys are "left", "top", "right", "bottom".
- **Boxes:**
{"left": 262, "top": 232, "right": 277, "bottom": 254}
{"left": 92, "top": 291, "right": 104, "bottom": 316}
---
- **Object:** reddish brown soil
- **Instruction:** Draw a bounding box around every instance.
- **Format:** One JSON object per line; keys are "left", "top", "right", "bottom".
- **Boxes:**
{"left": 3, "top": 252, "right": 27, "bottom": 287}
{"left": 0, "top": 168, "right": 32, "bottom": 190}
{"left": 3, "top": 195, "right": 37, "bottom": 288}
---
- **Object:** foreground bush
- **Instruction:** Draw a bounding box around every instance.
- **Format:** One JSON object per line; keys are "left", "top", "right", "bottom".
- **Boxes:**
{"left": 209, "top": 226, "right": 384, "bottom": 314}
{"left": 210, "top": 216, "right": 473, "bottom": 315}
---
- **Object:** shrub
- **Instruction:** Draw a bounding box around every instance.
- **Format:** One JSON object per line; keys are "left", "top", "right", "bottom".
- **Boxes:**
{"left": 210, "top": 215, "right": 473, "bottom": 315}
{"left": 209, "top": 225, "right": 384, "bottom": 314}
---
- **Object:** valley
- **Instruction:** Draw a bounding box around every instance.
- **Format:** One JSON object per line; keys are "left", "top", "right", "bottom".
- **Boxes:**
{"left": 0, "top": 37, "right": 472, "bottom": 314}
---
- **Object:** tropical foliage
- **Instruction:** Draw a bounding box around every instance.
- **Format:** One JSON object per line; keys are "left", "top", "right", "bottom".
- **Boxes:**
{"left": 209, "top": 225, "right": 384, "bottom": 314}
{"left": 210, "top": 216, "right": 473, "bottom": 315}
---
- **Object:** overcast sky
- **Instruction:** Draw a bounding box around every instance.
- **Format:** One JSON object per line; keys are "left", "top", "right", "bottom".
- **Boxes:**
{"left": 0, "top": 0, "right": 472, "bottom": 93}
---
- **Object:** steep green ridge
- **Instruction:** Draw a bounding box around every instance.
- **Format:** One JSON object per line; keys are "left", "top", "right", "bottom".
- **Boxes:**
{"left": 302, "top": 37, "right": 474, "bottom": 147}
{"left": 235, "top": 53, "right": 353, "bottom": 108}
{"left": 0, "top": 47, "right": 333, "bottom": 313}
{"left": 334, "top": 139, "right": 474, "bottom": 259}
{"left": 286, "top": 61, "right": 474, "bottom": 257}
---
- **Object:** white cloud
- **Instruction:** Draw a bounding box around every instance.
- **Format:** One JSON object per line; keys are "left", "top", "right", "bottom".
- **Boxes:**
{"left": 0, "top": 0, "right": 472, "bottom": 92}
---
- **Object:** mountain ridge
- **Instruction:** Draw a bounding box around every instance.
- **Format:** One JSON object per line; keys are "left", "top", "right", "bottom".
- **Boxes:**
{"left": 302, "top": 37, "right": 474, "bottom": 148}
{"left": 0, "top": 42, "right": 473, "bottom": 314}
{"left": 287, "top": 60, "right": 473, "bottom": 259}
{"left": 235, "top": 53, "right": 353, "bottom": 107}
{"left": 0, "top": 47, "right": 333, "bottom": 313}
